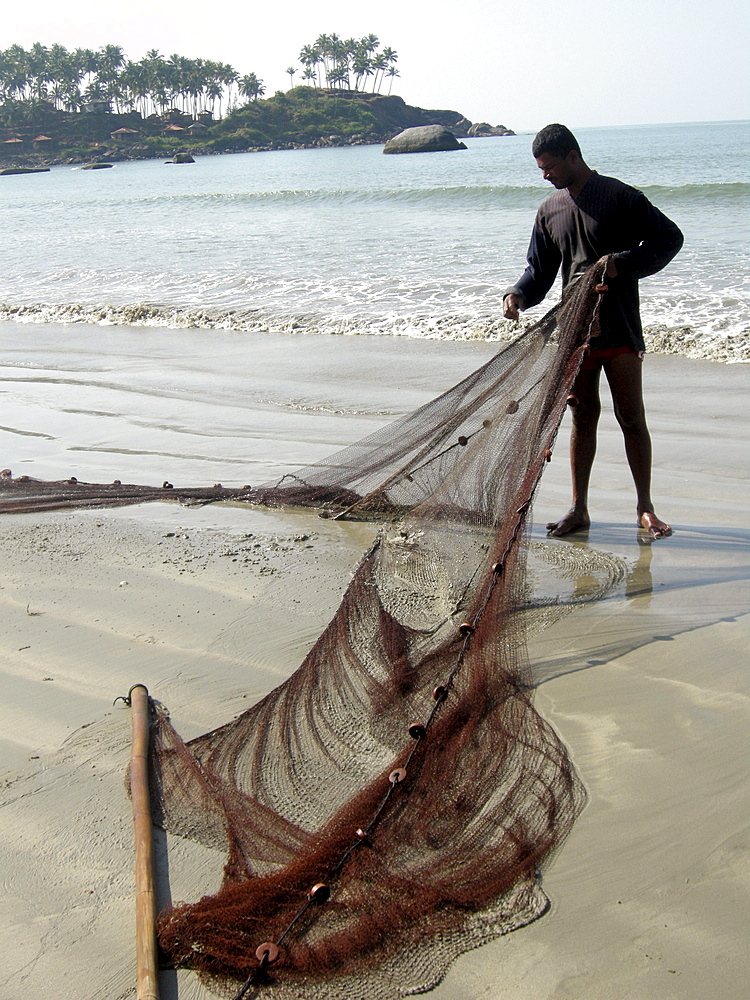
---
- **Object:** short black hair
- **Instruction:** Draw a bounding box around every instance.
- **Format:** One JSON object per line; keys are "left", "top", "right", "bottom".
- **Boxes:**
{"left": 532, "top": 124, "right": 581, "bottom": 159}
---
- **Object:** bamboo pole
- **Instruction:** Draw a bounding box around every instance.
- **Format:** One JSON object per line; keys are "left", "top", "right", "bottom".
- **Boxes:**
{"left": 129, "top": 683, "right": 160, "bottom": 1000}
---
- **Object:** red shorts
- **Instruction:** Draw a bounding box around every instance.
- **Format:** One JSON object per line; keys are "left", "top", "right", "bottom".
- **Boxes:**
{"left": 580, "top": 346, "right": 644, "bottom": 372}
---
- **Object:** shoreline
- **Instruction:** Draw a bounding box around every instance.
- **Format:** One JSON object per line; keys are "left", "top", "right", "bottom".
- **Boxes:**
{"left": 0, "top": 340, "right": 748, "bottom": 999}
{"left": 0, "top": 139, "right": 377, "bottom": 170}
{"left": 0, "top": 310, "right": 747, "bottom": 366}
{"left": 0, "top": 129, "right": 518, "bottom": 170}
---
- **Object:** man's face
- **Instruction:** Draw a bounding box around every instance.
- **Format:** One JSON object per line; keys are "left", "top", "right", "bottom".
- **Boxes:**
{"left": 535, "top": 151, "right": 577, "bottom": 188}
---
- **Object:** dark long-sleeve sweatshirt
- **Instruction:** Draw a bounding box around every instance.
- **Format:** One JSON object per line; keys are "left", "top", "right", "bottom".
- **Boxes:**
{"left": 505, "top": 172, "right": 684, "bottom": 350}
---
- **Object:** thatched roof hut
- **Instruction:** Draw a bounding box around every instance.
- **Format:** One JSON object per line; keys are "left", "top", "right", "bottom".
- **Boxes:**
{"left": 110, "top": 128, "right": 139, "bottom": 142}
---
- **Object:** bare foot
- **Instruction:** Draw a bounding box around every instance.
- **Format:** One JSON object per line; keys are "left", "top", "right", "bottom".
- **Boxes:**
{"left": 638, "top": 511, "right": 672, "bottom": 539}
{"left": 546, "top": 507, "right": 590, "bottom": 537}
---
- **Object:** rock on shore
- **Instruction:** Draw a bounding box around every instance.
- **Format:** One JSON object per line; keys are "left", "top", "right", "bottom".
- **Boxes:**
{"left": 467, "top": 122, "right": 515, "bottom": 137}
{"left": 383, "top": 124, "right": 468, "bottom": 154}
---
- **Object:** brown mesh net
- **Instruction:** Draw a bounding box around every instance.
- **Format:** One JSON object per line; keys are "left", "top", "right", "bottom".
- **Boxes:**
{"left": 1, "top": 260, "right": 610, "bottom": 998}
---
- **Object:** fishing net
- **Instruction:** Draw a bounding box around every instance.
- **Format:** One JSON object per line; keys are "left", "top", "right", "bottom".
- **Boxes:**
{"left": 1, "top": 259, "right": 610, "bottom": 997}
{"left": 150, "top": 261, "right": 611, "bottom": 999}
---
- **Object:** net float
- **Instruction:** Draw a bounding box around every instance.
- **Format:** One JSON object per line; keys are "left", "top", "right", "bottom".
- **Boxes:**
{"left": 389, "top": 767, "right": 407, "bottom": 785}
{"left": 408, "top": 722, "right": 426, "bottom": 740}
{"left": 309, "top": 883, "right": 330, "bottom": 903}
{"left": 458, "top": 622, "right": 475, "bottom": 636}
{"left": 506, "top": 400, "right": 519, "bottom": 413}
{"left": 432, "top": 685, "right": 448, "bottom": 702}
{"left": 255, "top": 942, "right": 281, "bottom": 965}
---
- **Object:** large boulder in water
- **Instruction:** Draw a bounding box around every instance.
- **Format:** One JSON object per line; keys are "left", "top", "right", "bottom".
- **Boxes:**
{"left": 383, "top": 124, "right": 467, "bottom": 154}
{"left": 171, "top": 152, "right": 195, "bottom": 164}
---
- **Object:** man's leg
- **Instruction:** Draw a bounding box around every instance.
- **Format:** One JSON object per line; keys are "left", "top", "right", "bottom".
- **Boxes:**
{"left": 546, "top": 365, "right": 601, "bottom": 536}
{"left": 603, "top": 352, "right": 672, "bottom": 539}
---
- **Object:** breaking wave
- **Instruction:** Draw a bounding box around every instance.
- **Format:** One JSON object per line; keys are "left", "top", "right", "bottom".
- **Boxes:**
{"left": 1, "top": 300, "right": 746, "bottom": 362}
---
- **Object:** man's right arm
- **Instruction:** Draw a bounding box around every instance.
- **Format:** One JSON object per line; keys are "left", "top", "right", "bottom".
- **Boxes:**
{"left": 503, "top": 216, "right": 562, "bottom": 318}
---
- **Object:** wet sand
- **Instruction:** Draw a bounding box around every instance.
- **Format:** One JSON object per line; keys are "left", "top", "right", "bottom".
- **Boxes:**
{"left": 0, "top": 325, "right": 747, "bottom": 999}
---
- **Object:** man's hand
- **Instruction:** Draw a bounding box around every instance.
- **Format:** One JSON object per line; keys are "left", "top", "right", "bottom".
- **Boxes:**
{"left": 503, "top": 293, "right": 522, "bottom": 320}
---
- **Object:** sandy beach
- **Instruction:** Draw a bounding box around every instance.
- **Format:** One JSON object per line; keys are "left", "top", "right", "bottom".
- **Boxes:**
{"left": 0, "top": 329, "right": 747, "bottom": 1000}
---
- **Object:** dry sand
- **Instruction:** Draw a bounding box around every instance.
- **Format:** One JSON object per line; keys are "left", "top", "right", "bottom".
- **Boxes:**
{"left": 0, "top": 345, "right": 747, "bottom": 1000}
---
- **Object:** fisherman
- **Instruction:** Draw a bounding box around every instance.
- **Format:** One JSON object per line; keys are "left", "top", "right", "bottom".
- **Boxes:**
{"left": 503, "top": 123, "right": 683, "bottom": 539}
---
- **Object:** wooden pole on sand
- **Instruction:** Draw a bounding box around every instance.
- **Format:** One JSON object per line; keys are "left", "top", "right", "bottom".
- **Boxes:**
{"left": 128, "top": 683, "right": 161, "bottom": 1000}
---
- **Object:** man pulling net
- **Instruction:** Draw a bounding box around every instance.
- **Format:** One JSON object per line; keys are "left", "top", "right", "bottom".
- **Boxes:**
{"left": 504, "top": 124, "right": 683, "bottom": 539}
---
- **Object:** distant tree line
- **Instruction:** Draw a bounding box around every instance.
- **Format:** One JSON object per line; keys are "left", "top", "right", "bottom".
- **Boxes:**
{"left": 0, "top": 34, "right": 400, "bottom": 123}
{"left": 0, "top": 43, "right": 265, "bottom": 119}
{"left": 292, "top": 34, "right": 399, "bottom": 93}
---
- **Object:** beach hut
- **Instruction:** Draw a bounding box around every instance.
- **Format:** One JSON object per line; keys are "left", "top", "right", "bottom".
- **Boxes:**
{"left": 162, "top": 124, "right": 186, "bottom": 136}
{"left": 0, "top": 137, "right": 26, "bottom": 156}
{"left": 163, "top": 108, "right": 189, "bottom": 125}
{"left": 110, "top": 128, "right": 139, "bottom": 143}
{"left": 184, "top": 122, "right": 208, "bottom": 137}
{"left": 33, "top": 135, "right": 54, "bottom": 150}
{"left": 83, "top": 99, "right": 112, "bottom": 114}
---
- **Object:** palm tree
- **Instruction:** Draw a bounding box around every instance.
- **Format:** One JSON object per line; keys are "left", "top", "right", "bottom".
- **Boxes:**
{"left": 0, "top": 45, "right": 29, "bottom": 101}
{"left": 299, "top": 44, "right": 321, "bottom": 87}
{"left": 74, "top": 47, "right": 99, "bottom": 106}
{"left": 386, "top": 65, "right": 400, "bottom": 95}
{"left": 221, "top": 63, "right": 239, "bottom": 113}
{"left": 28, "top": 42, "right": 50, "bottom": 102}
{"left": 168, "top": 53, "right": 188, "bottom": 112}
{"left": 351, "top": 44, "right": 372, "bottom": 93}
{"left": 383, "top": 46, "right": 398, "bottom": 76}
{"left": 315, "top": 33, "right": 340, "bottom": 88}
{"left": 206, "top": 75, "right": 224, "bottom": 117}
{"left": 286, "top": 66, "right": 296, "bottom": 89}
{"left": 239, "top": 72, "right": 264, "bottom": 103}
{"left": 371, "top": 53, "right": 388, "bottom": 93}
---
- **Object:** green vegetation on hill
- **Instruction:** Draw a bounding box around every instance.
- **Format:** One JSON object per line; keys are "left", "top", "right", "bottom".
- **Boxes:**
{"left": 213, "top": 89, "right": 467, "bottom": 151}
{"left": 0, "top": 88, "right": 471, "bottom": 164}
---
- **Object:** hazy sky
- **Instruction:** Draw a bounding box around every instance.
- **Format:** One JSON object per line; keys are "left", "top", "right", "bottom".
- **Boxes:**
{"left": 4, "top": 0, "right": 748, "bottom": 130}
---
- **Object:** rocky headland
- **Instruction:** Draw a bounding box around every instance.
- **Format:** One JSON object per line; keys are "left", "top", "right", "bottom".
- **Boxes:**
{"left": 0, "top": 89, "right": 514, "bottom": 167}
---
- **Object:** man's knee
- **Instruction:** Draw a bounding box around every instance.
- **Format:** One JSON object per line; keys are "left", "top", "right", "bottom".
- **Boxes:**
{"left": 572, "top": 395, "right": 601, "bottom": 429}
{"left": 613, "top": 402, "right": 647, "bottom": 433}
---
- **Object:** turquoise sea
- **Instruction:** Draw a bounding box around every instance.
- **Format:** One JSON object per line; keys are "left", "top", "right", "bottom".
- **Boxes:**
{"left": 1, "top": 120, "right": 748, "bottom": 361}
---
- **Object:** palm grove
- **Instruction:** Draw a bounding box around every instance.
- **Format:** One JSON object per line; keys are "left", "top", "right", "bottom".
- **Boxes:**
{"left": 0, "top": 35, "right": 399, "bottom": 120}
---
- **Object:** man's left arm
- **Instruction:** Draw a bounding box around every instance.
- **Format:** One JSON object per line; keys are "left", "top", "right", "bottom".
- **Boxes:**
{"left": 610, "top": 192, "right": 684, "bottom": 279}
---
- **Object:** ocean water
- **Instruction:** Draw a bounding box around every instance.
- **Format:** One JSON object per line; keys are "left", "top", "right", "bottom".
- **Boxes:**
{"left": 1, "top": 120, "right": 748, "bottom": 362}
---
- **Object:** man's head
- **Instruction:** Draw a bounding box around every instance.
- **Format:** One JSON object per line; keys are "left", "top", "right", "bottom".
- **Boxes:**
{"left": 532, "top": 123, "right": 587, "bottom": 190}
{"left": 532, "top": 124, "right": 581, "bottom": 159}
